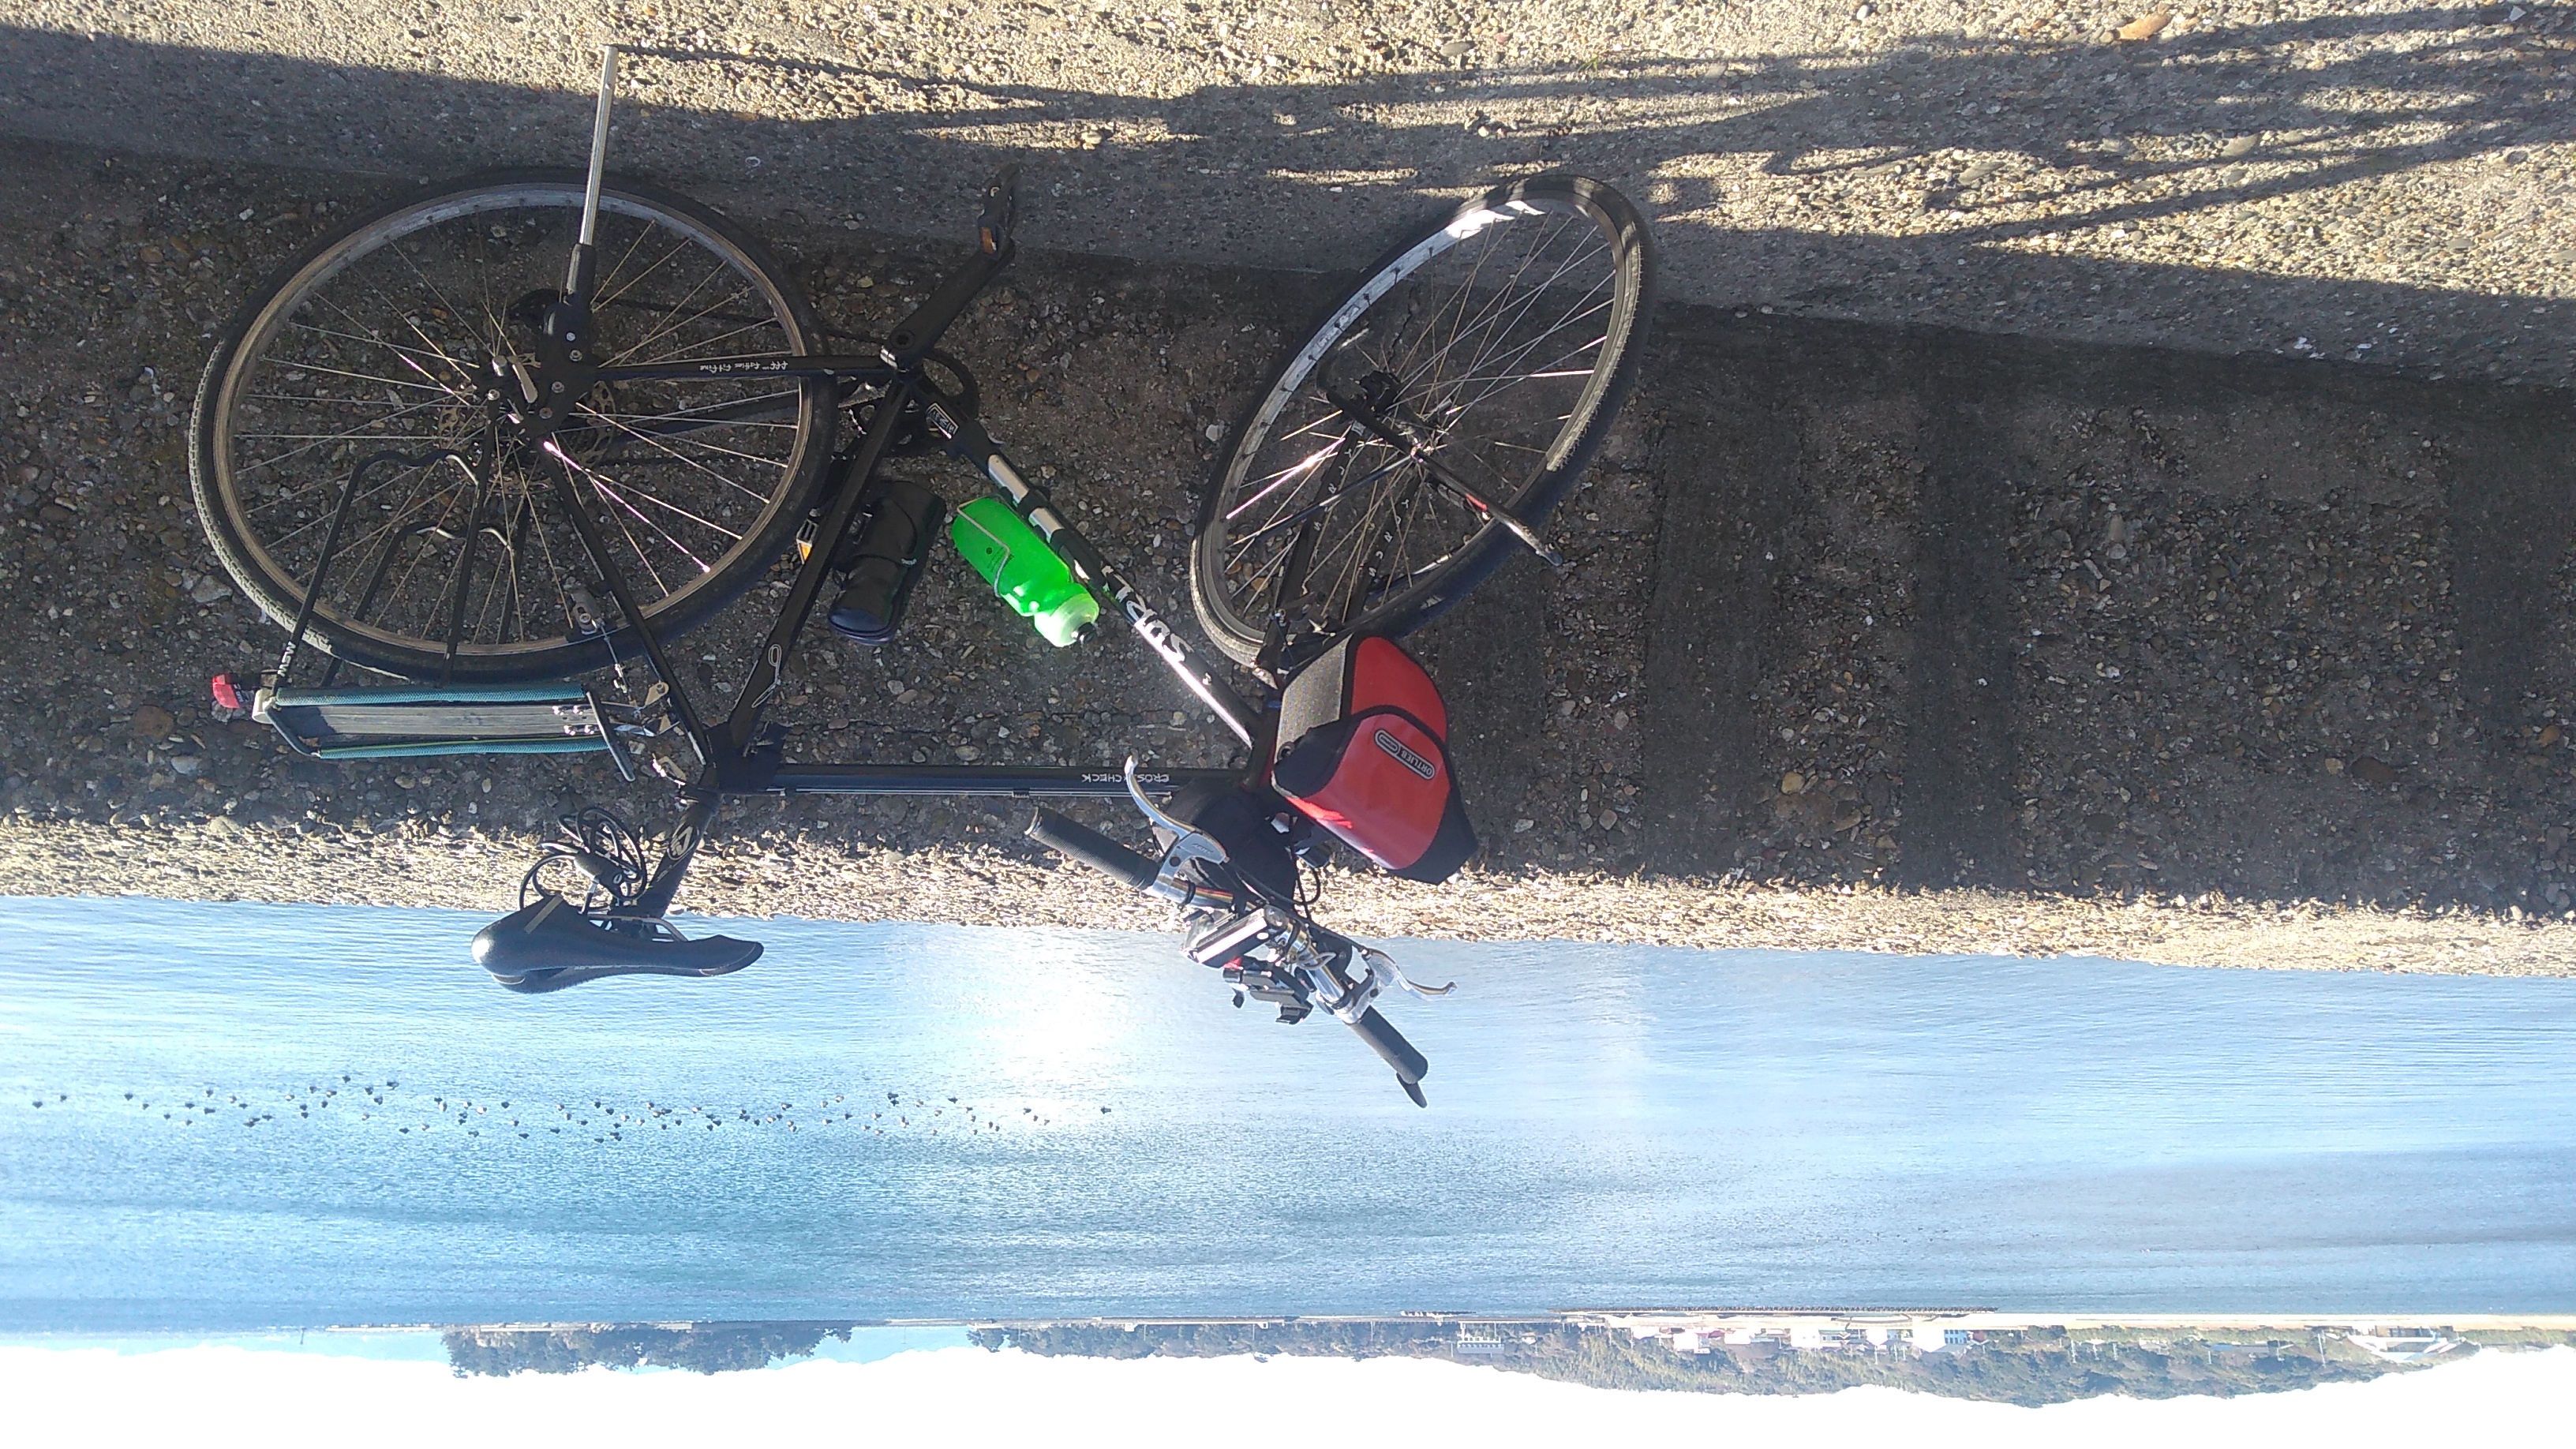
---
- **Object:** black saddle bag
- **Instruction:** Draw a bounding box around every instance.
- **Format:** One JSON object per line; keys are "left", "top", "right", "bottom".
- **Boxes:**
{"left": 829, "top": 477, "right": 946, "bottom": 644}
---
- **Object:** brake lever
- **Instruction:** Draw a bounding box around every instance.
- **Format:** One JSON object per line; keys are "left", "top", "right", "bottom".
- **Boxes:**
{"left": 1123, "top": 756, "right": 1204, "bottom": 842}
{"left": 1354, "top": 942, "right": 1456, "bottom": 1000}
{"left": 1125, "top": 756, "right": 1233, "bottom": 902}
{"left": 1296, "top": 938, "right": 1458, "bottom": 1029}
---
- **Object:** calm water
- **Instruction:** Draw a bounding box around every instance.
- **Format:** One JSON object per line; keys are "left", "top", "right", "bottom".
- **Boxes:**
{"left": 2, "top": 896, "right": 2572, "bottom": 1330}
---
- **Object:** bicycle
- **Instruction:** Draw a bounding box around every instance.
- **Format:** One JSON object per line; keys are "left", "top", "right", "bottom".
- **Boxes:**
{"left": 188, "top": 49, "right": 1657, "bottom": 1103}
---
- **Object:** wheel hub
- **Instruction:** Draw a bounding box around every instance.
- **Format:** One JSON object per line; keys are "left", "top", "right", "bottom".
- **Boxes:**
{"left": 480, "top": 287, "right": 597, "bottom": 444}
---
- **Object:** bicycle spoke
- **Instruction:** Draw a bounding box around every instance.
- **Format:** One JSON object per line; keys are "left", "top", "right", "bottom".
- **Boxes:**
{"left": 595, "top": 231, "right": 700, "bottom": 313}
{"left": 606, "top": 256, "right": 748, "bottom": 364}
{"left": 635, "top": 310, "right": 788, "bottom": 362}
{"left": 1412, "top": 239, "right": 1608, "bottom": 412}
{"left": 571, "top": 403, "right": 788, "bottom": 497}
{"left": 1398, "top": 212, "right": 1580, "bottom": 398}
{"left": 252, "top": 462, "right": 444, "bottom": 552}
{"left": 1200, "top": 182, "right": 1643, "bottom": 659}
{"left": 1428, "top": 265, "right": 1612, "bottom": 394}
{"left": 201, "top": 178, "right": 820, "bottom": 672}
{"left": 1229, "top": 448, "right": 1413, "bottom": 560}
{"left": 233, "top": 395, "right": 468, "bottom": 477}
{"left": 1225, "top": 435, "right": 1350, "bottom": 523}
{"left": 552, "top": 446, "right": 699, "bottom": 582}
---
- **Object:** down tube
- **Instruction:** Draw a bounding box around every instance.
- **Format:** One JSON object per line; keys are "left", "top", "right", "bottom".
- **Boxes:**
{"left": 965, "top": 437, "right": 1265, "bottom": 751}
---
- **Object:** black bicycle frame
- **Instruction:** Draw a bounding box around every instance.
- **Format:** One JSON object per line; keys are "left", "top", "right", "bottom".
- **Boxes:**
{"left": 536, "top": 302, "right": 1267, "bottom": 918}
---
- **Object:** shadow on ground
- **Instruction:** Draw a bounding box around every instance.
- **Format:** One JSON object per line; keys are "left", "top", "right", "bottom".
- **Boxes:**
{"left": 3, "top": 8, "right": 2572, "bottom": 377}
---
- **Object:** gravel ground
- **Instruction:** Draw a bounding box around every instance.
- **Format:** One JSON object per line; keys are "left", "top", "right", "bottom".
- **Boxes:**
{"left": 9, "top": 818, "right": 2573, "bottom": 975}
{"left": 5, "top": 1, "right": 2572, "bottom": 383}
{"left": 4, "top": 20, "right": 2576, "bottom": 977}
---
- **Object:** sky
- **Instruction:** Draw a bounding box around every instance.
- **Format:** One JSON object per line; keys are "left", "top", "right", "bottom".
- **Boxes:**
{"left": 1, "top": 1340, "right": 2567, "bottom": 1449}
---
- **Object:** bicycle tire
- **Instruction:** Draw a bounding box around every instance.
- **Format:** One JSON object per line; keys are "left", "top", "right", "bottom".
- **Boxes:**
{"left": 1189, "top": 173, "right": 1656, "bottom": 667}
{"left": 190, "top": 169, "right": 832, "bottom": 683}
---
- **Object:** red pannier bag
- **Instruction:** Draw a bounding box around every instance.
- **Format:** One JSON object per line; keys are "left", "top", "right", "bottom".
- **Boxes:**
{"left": 1268, "top": 635, "right": 1477, "bottom": 884}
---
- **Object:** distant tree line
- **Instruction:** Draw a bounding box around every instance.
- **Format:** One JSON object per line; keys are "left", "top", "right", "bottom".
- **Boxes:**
{"left": 973, "top": 1320, "right": 2575, "bottom": 1408}
{"left": 441, "top": 1318, "right": 2576, "bottom": 1404}
{"left": 442, "top": 1323, "right": 854, "bottom": 1377}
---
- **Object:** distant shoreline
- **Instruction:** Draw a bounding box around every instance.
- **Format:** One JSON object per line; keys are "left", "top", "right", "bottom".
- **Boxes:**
{"left": 7, "top": 818, "right": 2574, "bottom": 976}
{"left": 15, "top": 1311, "right": 2573, "bottom": 1338}
{"left": 45, "top": 1315, "right": 2554, "bottom": 1407}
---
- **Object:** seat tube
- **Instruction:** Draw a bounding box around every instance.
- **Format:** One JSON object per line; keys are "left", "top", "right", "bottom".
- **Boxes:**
{"left": 631, "top": 792, "right": 720, "bottom": 919}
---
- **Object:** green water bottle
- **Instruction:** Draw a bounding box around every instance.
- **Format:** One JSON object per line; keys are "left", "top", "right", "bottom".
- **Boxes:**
{"left": 949, "top": 497, "right": 1100, "bottom": 647}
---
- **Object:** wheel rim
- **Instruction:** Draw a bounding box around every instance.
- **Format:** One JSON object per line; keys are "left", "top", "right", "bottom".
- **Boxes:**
{"left": 1207, "top": 185, "right": 1634, "bottom": 645}
{"left": 204, "top": 182, "right": 821, "bottom": 669}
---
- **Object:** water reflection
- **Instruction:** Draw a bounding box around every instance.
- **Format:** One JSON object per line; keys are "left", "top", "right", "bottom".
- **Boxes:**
{"left": 10, "top": 900, "right": 2576, "bottom": 1325}
{"left": 439, "top": 1315, "right": 2576, "bottom": 1406}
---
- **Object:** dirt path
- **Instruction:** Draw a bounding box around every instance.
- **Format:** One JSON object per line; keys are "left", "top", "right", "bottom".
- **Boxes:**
{"left": 1, "top": 132, "right": 2572, "bottom": 975}
{"left": 3, "top": 2, "right": 2572, "bottom": 380}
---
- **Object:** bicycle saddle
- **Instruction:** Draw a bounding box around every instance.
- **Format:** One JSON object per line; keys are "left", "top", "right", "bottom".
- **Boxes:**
{"left": 471, "top": 893, "right": 762, "bottom": 994}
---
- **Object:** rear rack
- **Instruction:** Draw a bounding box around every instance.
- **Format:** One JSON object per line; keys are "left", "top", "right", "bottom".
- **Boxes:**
{"left": 250, "top": 681, "right": 633, "bottom": 777}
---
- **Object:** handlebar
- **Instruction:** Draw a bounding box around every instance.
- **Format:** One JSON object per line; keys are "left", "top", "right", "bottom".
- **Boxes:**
{"left": 1025, "top": 801, "right": 1438, "bottom": 1107}
{"left": 1026, "top": 807, "right": 1158, "bottom": 891}
{"left": 1348, "top": 1006, "right": 1430, "bottom": 1107}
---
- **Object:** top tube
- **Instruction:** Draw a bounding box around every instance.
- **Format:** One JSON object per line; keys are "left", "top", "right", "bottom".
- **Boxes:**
{"left": 590, "top": 355, "right": 904, "bottom": 384}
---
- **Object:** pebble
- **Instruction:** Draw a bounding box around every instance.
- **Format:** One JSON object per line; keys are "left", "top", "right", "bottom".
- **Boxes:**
{"left": 129, "top": 704, "right": 174, "bottom": 739}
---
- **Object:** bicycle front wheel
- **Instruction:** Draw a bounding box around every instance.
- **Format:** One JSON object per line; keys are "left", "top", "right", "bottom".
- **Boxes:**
{"left": 1190, "top": 174, "right": 1655, "bottom": 666}
{"left": 191, "top": 170, "right": 832, "bottom": 683}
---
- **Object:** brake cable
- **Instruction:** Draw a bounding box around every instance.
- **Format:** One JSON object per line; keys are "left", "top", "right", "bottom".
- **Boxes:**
{"left": 520, "top": 805, "right": 651, "bottom": 913}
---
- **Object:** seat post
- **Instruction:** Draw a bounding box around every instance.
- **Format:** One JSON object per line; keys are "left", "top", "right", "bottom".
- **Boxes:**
{"left": 571, "top": 46, "right": 620, "bottom": 292}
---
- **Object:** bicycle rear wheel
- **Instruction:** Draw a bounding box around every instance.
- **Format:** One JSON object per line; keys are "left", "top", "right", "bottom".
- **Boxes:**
{"left": 1189, "top": 174, "right": 1655, "bottom": 666}
{"left": 191, "top": 170, "right": 831, "bottom": 683}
